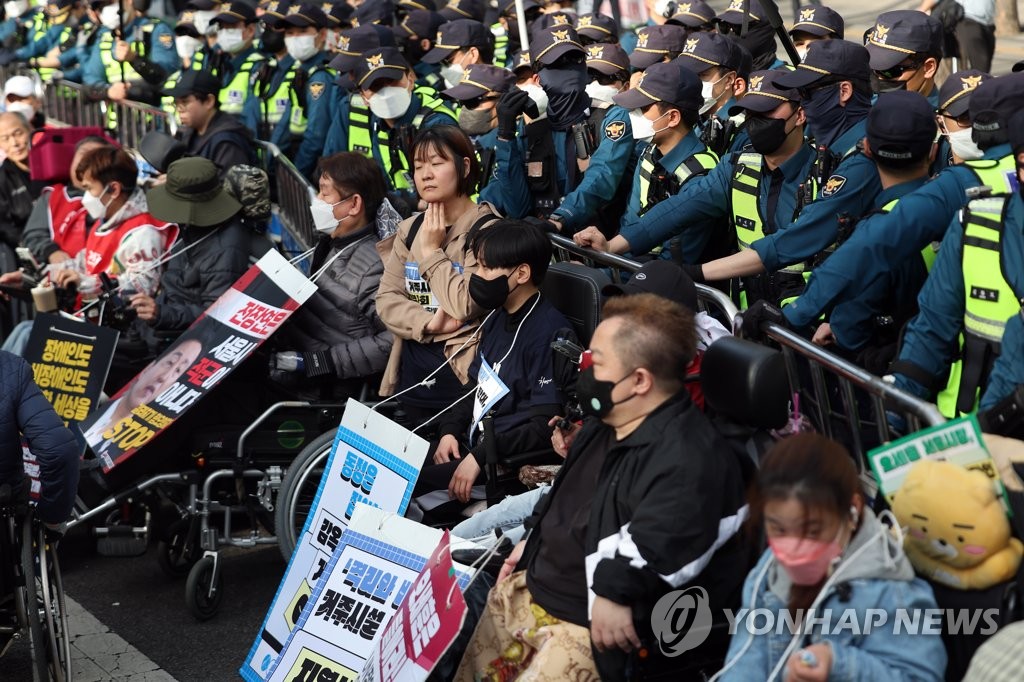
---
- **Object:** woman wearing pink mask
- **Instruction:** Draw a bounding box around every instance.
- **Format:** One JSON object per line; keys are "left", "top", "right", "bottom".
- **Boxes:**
{"left": 715, "top": 434, "right": 946, "bottom": 682}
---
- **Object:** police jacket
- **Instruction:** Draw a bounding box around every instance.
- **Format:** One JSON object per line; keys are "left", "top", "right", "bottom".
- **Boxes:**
{"left": 179, "top": 110, "right": 257, "bottom": 175}
{"left": 0, "top": 351, "right": 80, "bottom": 524}
{"left": 0, "top": 158, "right": 41, "bottom": 248}
{"left": 279, "top": 224, "right": 393, "bottom": 380}
{"left": 151, "top": 217, "right": 269, "bottom": 334}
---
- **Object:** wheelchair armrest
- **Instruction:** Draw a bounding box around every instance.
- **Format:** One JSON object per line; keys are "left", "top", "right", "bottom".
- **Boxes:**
{"left": 497, "top": 449, "right": 561, "bottom": 470}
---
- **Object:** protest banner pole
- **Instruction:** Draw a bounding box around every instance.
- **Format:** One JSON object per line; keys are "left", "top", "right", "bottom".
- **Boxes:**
{"left": 515, "top": 0, "right": 530, "bottom": 53}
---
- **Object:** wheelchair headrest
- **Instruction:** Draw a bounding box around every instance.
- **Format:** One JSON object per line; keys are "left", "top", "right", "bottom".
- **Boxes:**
{"left": 541, "top": 262, "right": 611, "bottom": 347}
{"left": 701, "top": 336, "right": 789, "bottom": 430}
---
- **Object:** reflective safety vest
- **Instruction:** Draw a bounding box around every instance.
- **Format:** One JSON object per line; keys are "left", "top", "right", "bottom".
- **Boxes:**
{"left": 288, "top": 62, "right": 334, "bottom": 135}
{"left": 261, "top": 58, "right": 295, "bottom": 129}
{"left": 219, "top": 51, "right": 263, "bottom": 115}
{"left": 419, "top": 69, "right": 443, "bottom": 91}
{"left": 637, "top": 143, "right": 718, "bottom": 215}
{"left": 368, "top": 86, "right": 457, "bottom": 191}
{"left": 99, "top": 23, "right": 156, "bottom": 127}
{"left": 936, "top": 191, "right": 1022, "bottom": 418}
{"left": 31, "top": 17, "right": 66, "bottom": 82}
{"left": 347, "top": 92, "right": 372, "bottom": 154}
{"left": 491, "top": 23, "right": 508, "bottom": 67}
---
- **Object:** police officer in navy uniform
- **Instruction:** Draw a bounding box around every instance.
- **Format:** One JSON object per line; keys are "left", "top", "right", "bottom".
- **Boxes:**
{"left": 664, "top": 0, "right": 717, "bottom": 34}
{"left": 393, "top": 8, "right": 446, "bottom": 90}
{"left": 781, "top": 92, "right": 938, "bottom": 371}
{"left": 575, "top": 12, "right": 618, "bottom": 46}
{"left": 717, "top": 0, "right": 785, "bottom": 71}
{"left": 210, "top": 1, "right": 264, "bottom": 117}
{"left": 351, "top": 0, "right": 395, "bottom": 26}
{"left": 788, "top": 4, "right": 843, "bottom": 60}
{"left": 350, "top": 45, "right": 457, "bottom": 197}
{"left": 629, "top": 23, "right": 687, "bottom": 72}
{"left": 419, "top": 18, "right": 494, "bottom": 91}
{"left": 889, "top": 75, "right": 1024, "bottom": 418}
{"left": 491, "top": 0, "right": 540, "bottom": 68}
{"left": 240, "top": 0, "right": 291, "bottom": 142}
{"left": 275, "top": 2, "right": 335, "bottom": 178}
{"left": 575, "top": 69, "right": 816, "bottom": 308}
{"left": 441, "top": 63, "right": 514, "bottom": 184}
{"left": 321, "top": 23, "right": 393, "bottom": 157}
{"left": 865, "top": 10, "right": 942, "bottom": 107}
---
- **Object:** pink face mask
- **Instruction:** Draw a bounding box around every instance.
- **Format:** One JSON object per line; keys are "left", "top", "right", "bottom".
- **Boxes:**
{"left": 768, "top": 535, "right": 844, "bottom": 586}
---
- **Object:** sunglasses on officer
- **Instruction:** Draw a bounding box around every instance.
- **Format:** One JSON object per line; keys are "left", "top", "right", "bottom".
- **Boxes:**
{"left": 460, "top": 94, "right": 500, "bottom": 110}
{"left": 873, "top": 58, "right": 923, "bottom": 81}
{"left": 588, "top": 69, "right": 624, "bottom": 86}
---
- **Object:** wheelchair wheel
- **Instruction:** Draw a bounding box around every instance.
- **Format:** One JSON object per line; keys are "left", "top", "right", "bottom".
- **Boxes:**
{"left": 36, "top": 526, "right": 72, "bottom": 681}
{"left": 20, "top": 519, "right": 47, "bottom": 682}
{"left": 185, "top": 555, "right": 223, "bottom": 621}
{"left": 157, "top": 517, "right": 200, "bottom": 578}
{"left": 275, "top": 430, "right": 334, "bottom": 561}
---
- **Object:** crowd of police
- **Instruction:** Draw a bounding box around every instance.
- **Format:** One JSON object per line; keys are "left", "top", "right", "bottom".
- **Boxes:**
{"left": 0, "top": 0, "right": 1024, "bottom": 677}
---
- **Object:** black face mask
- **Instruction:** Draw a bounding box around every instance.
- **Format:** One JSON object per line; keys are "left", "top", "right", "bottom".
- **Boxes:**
{"left": 871, "top": 74, "right": 907, "bottom": 95}
{"left": 469, "top": 272, "right": 515, "bottom": 310}
{"left": 538, "top": 62, "right": 590, "bottom": 130}
{"left": 727, "top": 23, "right": 777, "bottom": 71}
{"left": 576, "top": 366, "right": 635, "bottom": 419}
{"left": 403, "top": 37, "right": 428, "bottom": 63}
{"left": 745, "top": 113, "right": 792, "bottom": 155}
{"left": 261, "top": 28, "right": 285, "bottom": 55}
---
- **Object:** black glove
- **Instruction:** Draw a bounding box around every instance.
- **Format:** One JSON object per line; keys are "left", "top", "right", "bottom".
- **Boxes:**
{"left": 497, "top": 88, "right": 532, "bottom": 140}
{"left": 740, "top": 299, "right": 785, "bottom": 340}
{"left": 523, "top": 216, "right": 561, "bottom": 234}
{"left": 302, "top": 350, "right": 337, "bottom": 379}
{"left": 681, "top": 263, "right": 705, "bottom": 283}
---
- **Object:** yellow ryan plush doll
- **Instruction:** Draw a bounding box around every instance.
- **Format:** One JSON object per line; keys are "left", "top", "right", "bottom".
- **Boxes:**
{"left": 892, "top": 459, "right": 1024, "bottom": 590}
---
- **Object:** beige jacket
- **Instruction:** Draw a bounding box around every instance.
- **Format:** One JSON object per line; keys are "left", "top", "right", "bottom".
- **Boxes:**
{"left": 375, "top": 202, "right": 499, "bottom": 396}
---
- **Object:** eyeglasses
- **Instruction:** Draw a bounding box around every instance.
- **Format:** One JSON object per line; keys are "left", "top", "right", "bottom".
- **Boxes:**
{"left": 937, "top": 111, "right": 971, "bottom": 134}
{"left": 0, "top": 128, "right": 28, "bottom": 144}
{"left": 173, "top": 96, "right": 196, "bottom": 110}
{"left": 873, "top": 60, "right": 922, "bottom": 81}
{"left": 461, "top": 94, "right": 500, "bottom": 110}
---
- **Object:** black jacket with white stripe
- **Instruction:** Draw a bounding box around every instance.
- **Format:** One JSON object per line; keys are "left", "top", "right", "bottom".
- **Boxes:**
{"left": 583, "top": 390, "right": 751, "bottom": 678}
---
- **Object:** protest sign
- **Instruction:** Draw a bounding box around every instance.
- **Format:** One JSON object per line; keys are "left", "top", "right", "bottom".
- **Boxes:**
{"left": 77, "top": 250, "right": 316, "bottom": 472}
{"left": 242, "top": 401, "right": 428, "bottom": 681}
{"left": 23, "top": 313, "right": 119, "bottom": 425}
{"left": 359, "top": 531, "right": 467, "bottom": 682}
{"left": 251, "top": 506, "right": 469, "bottom": 682}
{"left": 869, "top": 416, "right": 1007, "bottom": 505}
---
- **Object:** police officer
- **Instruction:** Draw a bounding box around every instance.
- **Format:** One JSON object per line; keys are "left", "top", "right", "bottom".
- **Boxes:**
{"left": 480, "top": 24, "right": 629, "bottom": 227}
{"left": 441, "top": 63, "right": 513, "bottom": 171}
{"left": 629, "top": 23, "right": 686, "bottom": 72}
{"left": 664, "top": 0, "right": 716, "bottom": 33}
{"left": 419, "top": 18, "right": 494, "bottom": 90}
{"left": 321, "top": 23, "right": 393, "bottom": 156}
{"left": 0, "top": 0, "right": 40, "bottom": 47}
{"left": 575, "top": 12, "right": 617, "bottom": 45}
{"left": 890, "top": 74, "right": 1024, "bottom": 417}
{"left": 83, "top": 0, "right": 179, "bottom": 116}
{"left": 865, "top": 10, "right": 942, "bottom": 106}
{"left": 274, "top": 2, "right": 335, "bottom": 177}
{"left": 673, "top": 31, "right": 750, "bottom": 156}
{"left": 240, "top": 0, "right": 291, "bottom": 141}
{"left": 788, "top": 4, "right": 843, "bottom": 61}
{"left": 393, "top": 8, "right": 446, "bottom": 89}
{"left": 185, "top": 0, "right": 219, "bottom": 48}
{"left": 937, "top": 69, "right": 991, "bottom": 164}
{"left": 352, "top": 0, "right": 394, "bottom": 26}
{"left": 717, "top": 0, "right": 785, "bottom": 71}
{"left": 611, "top": 61, "right": 720, "bottom": 262}
{"left": 575, "top": 69, "right": 814, "bottom": 310}
{"left": 491, "top": 0, "right": 539, "bottom": 68}
{"left": 978, "top": 114, "right": 1024, "bottom": 411}
{"left": 777, "top": 74, "right": 991, "bottom": 367}
{"left": 324, "top": 1, "right": 353, "bottom": 50}
{"left": 781, "top": 92, "right": 938, "bottom": 366}
{"left": 438, "top": 0, "right": 485, "bottom": 23}
{"left": 351, "top": 45, "right": 456, "bottom": 196}
{"left": 13, "top": 0, "right": 79, "bottom": 81}
{"left": 546, "top": 41, "right": 633, "bottom": 236}
{"left": 210, "top": 1, "right": 264, "bottom": 116}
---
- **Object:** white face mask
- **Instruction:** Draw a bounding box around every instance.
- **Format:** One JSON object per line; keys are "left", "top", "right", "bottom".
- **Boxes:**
{"left": 193, "top": 10, "right": 217, "bottom": 35}
{"left": 368, "top": 85, "right": 412, "bottom": 119}
{"left": 99, "top": 3, "right": 121, "bottom": 31}
{"left": 82, "top": 185, "right": 110, "bottom": 221}
{"left": 5, "top": 101, "right": 35, "bottom": 121}
{"left": 700, "top": 72, "right": 729, "bottom": 115}
{"left": 217, "top": 28, "right": 245, "bottom": 54}
{"left": 586, "top": 80, "right": 620, "bottom": 105}
{"left": 285, "top": 34, "right": 318, "bottom": 62}
{"left": 175, "top": 34, "right": 202, "bottom": 60}
{"left": 310, "top": 195, "right": 351, "bottom": 235}
{"left": 325, "top": 29, "right": 339, "bottom": 51}
{"left": 4, "top": 0, "right": 27, "bottom": 18}
{"left": 518, "top": 83, "right": 548, "bottom": 117}
{"left": 948, "top": 127, "right": 984, "bottom": 162}
{"left": 796, "top": 46, "right": 808, "bottom": 62}
{"left": 628, "top": 109, "right": 669, "bottom": 143}
{"left": 440, "top": 62, "right": 464, "bottom": 90}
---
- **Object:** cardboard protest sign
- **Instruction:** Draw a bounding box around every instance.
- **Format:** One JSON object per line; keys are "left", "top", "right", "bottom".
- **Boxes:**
{"left": 23, "top": 313, "right": 119, "bottom": 425}
{"left": 242, "top": 401, "right": 428, "bottom": 681}
{"left": 359, "top": 531, "right": 467, "bottom": 682}
{"left": 251, "top": 506, "right": 469, "bottom": 682}
{"left": 869, "top": 416, "right": 1008, "bottom": 506}
{"left": 77, "top": 250, "right": 316, "bottom": 472}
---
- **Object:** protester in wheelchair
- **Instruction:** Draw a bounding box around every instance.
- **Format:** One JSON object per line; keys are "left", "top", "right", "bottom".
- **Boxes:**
{"left": 410, "top": 220, "right": 577, "bottom": 521}
{"left": 718, "top": 433, "right": 946, "bottom": 681}
{"left": 269, "top": 152, "right": 395, "bottom": 389}
{"left": 374, "top": 125, "right": 500, "bottom": 430}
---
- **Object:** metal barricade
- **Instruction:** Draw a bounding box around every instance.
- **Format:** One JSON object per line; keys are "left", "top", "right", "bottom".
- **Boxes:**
{"left": 43, "top": 80, "right": 105, "bottom": 129}
{"left": 548, "top": 234, "right": 945, "bottom": 465}
{"left": 107, "top": 98, "right": 173, "bottom": 148}
{"left": 259, "top": 141, "right": 317, "bottom": 251}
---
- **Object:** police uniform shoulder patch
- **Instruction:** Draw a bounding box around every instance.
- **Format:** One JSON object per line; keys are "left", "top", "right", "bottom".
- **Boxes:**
{"left": 605, "top": 119, "right": 626, "bottom": 141}
{"left": 821, "top": 174, "right": 847, "bottom": 197}
{"left": 159, "top": 32, "right": 173, "bottom": 47}
{"left": 309, "top": 81, "right": 325, "bottom": 100}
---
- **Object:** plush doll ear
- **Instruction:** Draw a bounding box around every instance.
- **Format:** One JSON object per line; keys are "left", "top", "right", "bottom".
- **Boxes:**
{"left": 963, "top": 467, "right": 998, "bottom": 507}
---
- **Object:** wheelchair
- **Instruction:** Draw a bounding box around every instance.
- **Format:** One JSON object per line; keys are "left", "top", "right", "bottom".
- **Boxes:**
{"left": 0, "top": 481, "right": 72, "bottom": 681}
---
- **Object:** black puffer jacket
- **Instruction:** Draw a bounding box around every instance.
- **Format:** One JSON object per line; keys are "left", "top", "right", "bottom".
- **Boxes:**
{"left": 152, "top": 217, "right": 271, "bottom": 333}
{"left": 278, "top": 225, "right": 392, "bottom": 379}
{"left": 0, "top": 351, "right": 80, "bottom": 524}
{"left": 0, "top": 158, "right": 42, "bottom": 248}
